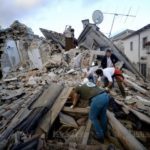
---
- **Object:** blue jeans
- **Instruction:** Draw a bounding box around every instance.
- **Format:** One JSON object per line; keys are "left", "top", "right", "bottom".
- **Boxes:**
{"left": 89, "top": 92, "right": 110, "bottom": 139}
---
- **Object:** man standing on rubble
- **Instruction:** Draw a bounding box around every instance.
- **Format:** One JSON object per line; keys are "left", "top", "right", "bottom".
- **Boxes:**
{"left": 71, "top": 81, "right": 111, "bottom": 143}
{"left": 101, "top": 49, "right": 118, "bottom": 68}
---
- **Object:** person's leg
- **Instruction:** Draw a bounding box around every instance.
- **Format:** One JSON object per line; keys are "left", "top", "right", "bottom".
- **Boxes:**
{"left": 116, "top": 77, "right": 126, "bottom": 97}
{"left": 89, "top": 98, "right": 104, "bottom": 139}
{"left": 100, "top": 99, "right": 109, "bottom": 134}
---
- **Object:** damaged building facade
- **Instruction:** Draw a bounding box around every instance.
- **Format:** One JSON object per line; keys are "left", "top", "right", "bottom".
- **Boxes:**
{"left": 0, "top": 20, "right": 150, "bottom": 150}
{"left": 111, "top": 24, "right": 150, "bottom": 80}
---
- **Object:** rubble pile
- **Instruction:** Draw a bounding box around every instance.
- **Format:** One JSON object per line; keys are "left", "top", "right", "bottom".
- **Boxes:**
{"left": 0, "top": 21, "right": 66, "bottom": 78}
{"left": 0, "top": 21, "right": 150, "bottom": 150}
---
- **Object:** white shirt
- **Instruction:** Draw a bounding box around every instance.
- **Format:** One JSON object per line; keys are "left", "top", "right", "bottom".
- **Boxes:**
{"left": 103, "top": 67, "right": 115, "bottom": 82}
{"left": 107, "top": 57, "right": 113, "bottom": 67}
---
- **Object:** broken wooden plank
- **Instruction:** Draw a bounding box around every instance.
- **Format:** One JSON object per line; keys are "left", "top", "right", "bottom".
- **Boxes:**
{"left": 107, "top": 110, "right": 146, "bottom": 150}
{"left": 47, "top": 143, "right": 106, "bottom": 150}
{"left": 130, "top": 109, "right": 150, "bottom": 124}
{"left": 82, "top": 119, "right": 92, "bottom": 145}
{"left": 36, "top": 87, "right": 73, "bottom": 134}
{"left": 136, "top": 96, "right": 150, "bottom": 106}
{"left": 63, "top": 106, "right": 89, "bottom": 115}
{"left": 115, "top": 99, "right": 150, "bottom": 124}
{"left": 31, "top": 83, "right": 63, "bottom": 109}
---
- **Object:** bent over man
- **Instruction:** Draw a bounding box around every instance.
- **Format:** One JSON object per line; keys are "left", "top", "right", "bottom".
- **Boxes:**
{"left": 95, "top": 67, "right": 126, "bottom": 97}
{"left": 71, "top": 82, "right": 111, "bottom": 143}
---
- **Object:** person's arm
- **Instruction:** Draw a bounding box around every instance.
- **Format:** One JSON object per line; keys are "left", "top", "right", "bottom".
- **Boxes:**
{"left": 107, "top": 82, "right": 113, "bottom": 88}
{"left": 72, "top": 93, "right": 80, "bottom": 108}
{"left": 70, "top": 89, "right": 80, "bottom": 108}
{"left": 96, "top": 80, "right": 101, "bottom": 86}
{"left": 96, "top": 76, "right": 101, "bottom": 86}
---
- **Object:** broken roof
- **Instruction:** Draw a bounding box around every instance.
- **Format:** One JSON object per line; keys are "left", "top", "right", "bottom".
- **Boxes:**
{"left": 123, "top": 24, "right": 150, "bottom": 40}
{"left": 40, "top": 28, "right": 65, "bottom": 48}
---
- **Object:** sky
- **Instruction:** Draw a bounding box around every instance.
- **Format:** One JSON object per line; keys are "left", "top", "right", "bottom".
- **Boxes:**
{"left": 0, "top": 0, "right": 150, "bottom": 38}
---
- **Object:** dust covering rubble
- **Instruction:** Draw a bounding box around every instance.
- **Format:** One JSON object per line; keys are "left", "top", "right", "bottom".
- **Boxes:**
{"left": 0, "top": 21, "right": 150, "bottom": 150}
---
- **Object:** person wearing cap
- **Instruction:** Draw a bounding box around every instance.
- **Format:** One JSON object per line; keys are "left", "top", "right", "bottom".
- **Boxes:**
{"left": 101, "top": 49, "right": 118, "bottom": 69}
{"left": 70, "top": 81, "right": 111, "bottom": 143}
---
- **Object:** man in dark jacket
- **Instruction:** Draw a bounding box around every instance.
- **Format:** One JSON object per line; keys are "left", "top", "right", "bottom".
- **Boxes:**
{"left": 101, "top": 49, "right": 118, "bottom": 69}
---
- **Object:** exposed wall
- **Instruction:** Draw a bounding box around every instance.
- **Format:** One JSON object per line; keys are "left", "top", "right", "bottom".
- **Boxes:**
{"left": 0, "top": 21, "right": 64, "bottom": 78}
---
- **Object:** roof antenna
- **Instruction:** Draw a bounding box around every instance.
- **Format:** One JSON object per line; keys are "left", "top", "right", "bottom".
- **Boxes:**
{"left": 103, "top": 8, "right": 136, "bottom": 38}
{"left": 124, "top": 7, "right": 132, "bottom": 23}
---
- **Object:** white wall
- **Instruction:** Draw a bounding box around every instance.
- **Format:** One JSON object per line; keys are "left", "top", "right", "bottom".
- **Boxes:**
{"left": 123, "top": 34, "right": 139, "bottom": 63}
{"left": 123, "top": 29, "right": 150, "bottom": 63}
{"left": 123, "top": 29, "right": 150, "bottom": 78}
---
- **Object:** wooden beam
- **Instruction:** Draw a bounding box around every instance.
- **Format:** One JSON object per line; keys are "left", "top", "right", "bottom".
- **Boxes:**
{"left": 115, "top": 99, "right": 150, "bottom": 124}
{"left": 126, "top": 79, "right": 148, "bottom": 95}
{"left": 36, "top": 87, "right": 73, "bottom": 134}
{"left": 89, "top": 50, "right": 105, "bottom": 56}
{"left": 63, "top": 107, "right": 89, "bottom": 115}
{"left": 107, "top": 111, "right": 146, "bottom": 150}
{"left": 31, "top": 83, "right": 64, "bottom": 109}
{"left": 82, "top": 119, "right": 92, "bottom": 145}
{"left": 47, "top": 143, "right": 106, "bottom": 150}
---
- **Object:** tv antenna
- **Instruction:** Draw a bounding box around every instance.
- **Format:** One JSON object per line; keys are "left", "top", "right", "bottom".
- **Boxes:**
{"left": 104, "top": 8, "right": 136, "bottom": 38}
{"left": 92, "top": 10, "right": 104, "bottom": 25}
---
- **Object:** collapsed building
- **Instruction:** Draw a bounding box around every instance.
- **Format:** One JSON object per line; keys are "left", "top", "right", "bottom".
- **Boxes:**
{"left": 0, "top": 20, "right": 150, "bottom": 150}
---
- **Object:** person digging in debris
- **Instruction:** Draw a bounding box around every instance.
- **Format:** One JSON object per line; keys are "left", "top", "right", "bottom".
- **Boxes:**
{"left": 70, "top": 81, "right": 111, "bottom": 143}
{"left": 101, "top": 49, "right": 118, "bottom": 68}
{"left": 95, "top": 67, "right": 126, "bottom": 97}
{"left": 83, "top": 66, "right": 99, "bottom": 84}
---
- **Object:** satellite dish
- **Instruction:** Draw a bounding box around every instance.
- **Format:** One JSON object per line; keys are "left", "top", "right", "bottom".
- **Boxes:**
{"left": 92, "top": 10, "right": 104, "bottom": 25}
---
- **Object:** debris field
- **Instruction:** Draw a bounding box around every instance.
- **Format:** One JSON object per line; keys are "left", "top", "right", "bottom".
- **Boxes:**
{"left": 0, "top": 21, "right": 150, "bottom": 150}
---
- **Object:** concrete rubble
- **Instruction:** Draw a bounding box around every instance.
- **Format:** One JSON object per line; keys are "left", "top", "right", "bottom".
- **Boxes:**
{"left": 0, "top": 21, "right": 150, "bottom": 150}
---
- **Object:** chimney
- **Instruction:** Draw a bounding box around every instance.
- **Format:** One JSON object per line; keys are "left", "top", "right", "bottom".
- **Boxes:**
{"left": 82, "top": 19, "right": 89, "bottom": 29}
